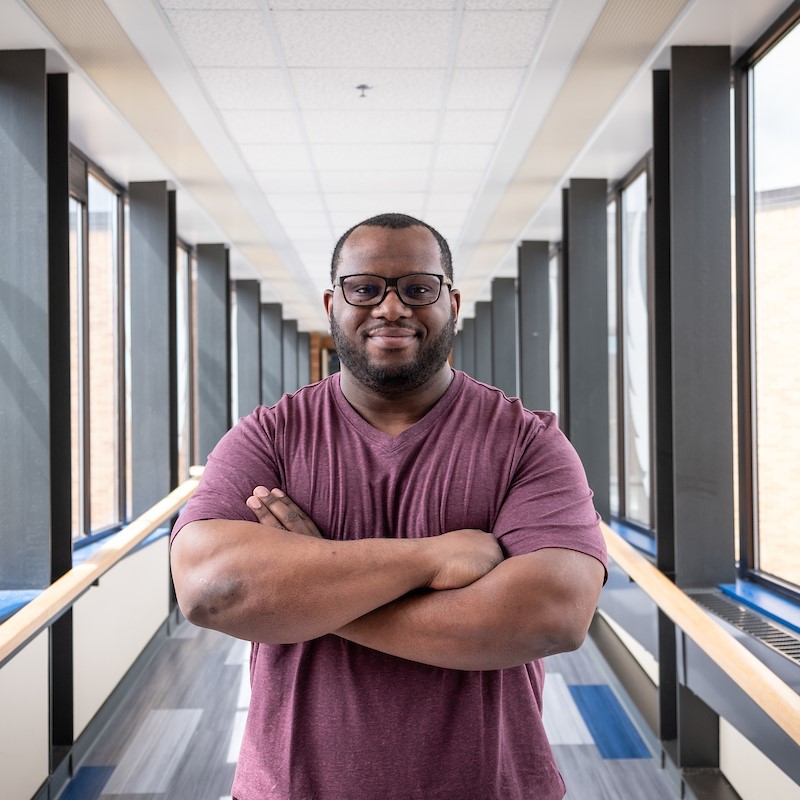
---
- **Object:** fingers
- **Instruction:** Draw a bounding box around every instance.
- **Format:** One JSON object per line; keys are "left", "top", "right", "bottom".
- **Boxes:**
{"left": 246, "top": 487, "right": 322, "bottom": 538}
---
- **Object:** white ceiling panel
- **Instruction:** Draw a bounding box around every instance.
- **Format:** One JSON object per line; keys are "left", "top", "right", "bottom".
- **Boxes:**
{"left": 241, "top": 143, "right": 312, "bottom": 171}
{"left": 164, "top": 10, "right": 278, "bottom": 67}
{"left": 324, "top": 192, "right": 426, "bottom": 212}
{"left": 440, "top": 109, "right": 509, "bottom": 142}
{"left": 273, "top": 210, "right": 331, "bottom": 229}
{"left": 425, "top": 192, "right": 476, "bottom": 211}
{"left": 270, "top": 1, "right": 455, "bottom": 8}
{"left": 274, "top": 10, "right": 453, "bottom": 69}
{"left": 161, "top": 1, "right": 259, "bottom": 8}
{"left": 430, "top": 171, "right": 485, "bottom": 193}
{"left": 435, "top": 143, "right": 495, "bottom": 171}
{"left": 222, "top": 109, "right": 302, "bottom": 143}
{"left": 426, "top": 209, "right": 469, "bottom": 227}
{"left": 447, "top": 68, "right": 526, "bottom": 108}
{"left": 302, "top": 110, "right": 438, "bottom": 143}
{"left": 291, "top": 68, "right": 447, "bottom": 110}
{"left": 456, "top": 11, "right": 548, "bottom": 67}
{"left": 269, "top": 194, "right": 329, "bottom": 213}
{"left": 255, "top": 170, "right": 320, "bottom": 192}
{"left": 197, "top": 67, "right": 293, "bottom": 108}
{"left": 465, "top": 0, "right": 551, "bottom": 8}
{"left": 318, "top": 170, "right": 431, "bottom": 193}
{"left": 311, "top": 143, "right": 433, "bottom": 172}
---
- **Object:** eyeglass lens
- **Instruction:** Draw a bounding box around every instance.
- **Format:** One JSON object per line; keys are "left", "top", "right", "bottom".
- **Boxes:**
{"left": 341, "top": 274, "right": 444, "bottom": 306}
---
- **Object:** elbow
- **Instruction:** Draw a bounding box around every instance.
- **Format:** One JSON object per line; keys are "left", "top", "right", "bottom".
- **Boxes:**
{"left": 176, "top": 572, "right": 245, "bottom": 630}
{"left": 529, "top": 608, "right": 594, "bottom": 659}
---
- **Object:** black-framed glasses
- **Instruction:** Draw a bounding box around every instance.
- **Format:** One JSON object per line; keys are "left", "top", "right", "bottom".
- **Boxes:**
{"left": 333, "top": 273, "right": 453, "bottom": 307}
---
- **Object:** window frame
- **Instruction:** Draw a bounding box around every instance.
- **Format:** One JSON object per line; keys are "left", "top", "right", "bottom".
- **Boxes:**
{"left": 734, "top": 4, "right": 800, "bottom": 601}
{"left": 69, "top": 147, "right": 129, "bottom": 547}
{"left": 607, "top": 155, "right": 656, "bottom": 536}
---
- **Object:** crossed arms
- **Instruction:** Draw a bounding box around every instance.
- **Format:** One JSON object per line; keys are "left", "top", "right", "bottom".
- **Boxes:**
{"left": 170, "top": 487, "right": 605, "bottom": 671}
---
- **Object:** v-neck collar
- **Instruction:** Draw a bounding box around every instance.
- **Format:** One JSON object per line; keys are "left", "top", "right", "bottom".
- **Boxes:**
{"left": 330, "top": 370, "right": 464, "bottom": 452}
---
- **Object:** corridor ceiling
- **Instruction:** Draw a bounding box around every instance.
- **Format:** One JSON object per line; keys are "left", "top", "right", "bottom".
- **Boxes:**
{"left": 1, "top": 0, "right": 792, "bottom": 329}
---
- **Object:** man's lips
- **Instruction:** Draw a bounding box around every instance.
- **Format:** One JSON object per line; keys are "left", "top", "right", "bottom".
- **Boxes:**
{"left": 364, "top": 326, "right": 419, "bottom": 348}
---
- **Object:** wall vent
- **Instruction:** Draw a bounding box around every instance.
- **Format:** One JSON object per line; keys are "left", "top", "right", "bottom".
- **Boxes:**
{"left": 693, "top": 592, "right": 800, "bottom": 665}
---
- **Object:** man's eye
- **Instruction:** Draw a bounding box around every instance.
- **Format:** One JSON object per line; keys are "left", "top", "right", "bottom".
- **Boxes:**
{"left": 405, "top": 284, "right": 431, "bottom": 296}
{"left": 351, "top": 283, "right": 381, "bottom": 296}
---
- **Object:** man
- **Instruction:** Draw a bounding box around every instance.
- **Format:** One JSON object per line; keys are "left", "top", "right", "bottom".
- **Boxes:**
{"left": 170, "top": 213, "right": 607, "bottom": 800}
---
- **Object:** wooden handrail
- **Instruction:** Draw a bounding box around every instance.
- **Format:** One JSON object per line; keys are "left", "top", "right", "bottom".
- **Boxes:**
{"left": 601, "top": 522, "right": 800, "bottom": 748}
{"left": 0, "top": 473, "right": 202, "bottom": 667}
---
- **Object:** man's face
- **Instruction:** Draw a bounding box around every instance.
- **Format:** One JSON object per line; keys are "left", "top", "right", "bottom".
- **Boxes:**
{"left": 324, "top": 225, "right": 461, "bottom": 394}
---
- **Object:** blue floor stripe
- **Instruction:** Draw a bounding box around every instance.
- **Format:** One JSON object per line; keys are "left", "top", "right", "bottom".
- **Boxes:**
{"left": 568, "top": 684, "right": 651, "bottom": 759}
{"left": 59, "top": 766, "right": 115, "bottom": 800}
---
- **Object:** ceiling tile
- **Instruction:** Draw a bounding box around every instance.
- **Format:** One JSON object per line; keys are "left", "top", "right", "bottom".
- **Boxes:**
{"left": 222, "top": 109, "right": 302, "bottom": 143}
{"left": 270, "top": 1, "right": 454, "bottom": 8}
{"left": 456, "top": 10, "right": 547, "bottom": 68}
{"left": 302, "top": 110, "right": 438, "bottom": 143}
{"left": 197, "top": 67, "right": 293, "bottom": 109}
{"left": 464, "top": 0, "right": 551, "bottom": 9}
{"left": 435, "top": 142, "right": 494, "bottom": 170}
{"left": 430, "top": 170, "right": 485, "bottom": 193}
{"left": 311, "top": 143, "right": 433, "bottom": 171}
{"left": 161, "top": 1, "right": 259, "bottom": 8}
{"left": 164, "top": 10, "right": 278, "bottom": 67}
{"left": 273, "top": 209, "right": 331, "bottom": 229}
{"left": 447, "top": 68, "right": 526, "bottom": 109}
{"left": 324, "top": 192, "right": 426, "bottom": 212}
{"left": 269, "top": 193, "right": 328, "bottom": 213}
{"left": 242, "top": 143, "right": 312, "bottom": 170}
{"left": 425, "top": 192, "right": 475, "bottom": 211}
{"left": 274, "top": 10, "right": 452, "bottom": 68}
{"left": 426, "top": 209, "right": 469, "bottom": 228}
{"left": 291, "top": 68, "right": 447, "bottom": 110}
{"left": 318, "top": 170, "right": 430, "bottom": 193}
{"left": 255, "top": 171, "right": 319, "bottom": 192}
{"left": 440, "top": 109, "right": 508, "bottom": 142}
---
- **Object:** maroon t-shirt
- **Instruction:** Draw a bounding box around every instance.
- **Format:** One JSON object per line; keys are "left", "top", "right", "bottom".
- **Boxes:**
{"left": 173, "top": 370, "right": 607, "bottom": 800}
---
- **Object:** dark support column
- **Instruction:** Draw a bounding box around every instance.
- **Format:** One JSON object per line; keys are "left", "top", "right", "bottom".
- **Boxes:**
{"left": 298, "top": 332, "right": 310, "bottom": 388}
{"left": 195, "top": 244, "right": 231, "bottom": 462}
{"left": 129, "top": 182, "right": 177, "bottom": 515}
{"left": 491, "top": 277, "right": 518, "bottom": 397}
{"left": 518, "top": 241, "right": 551, "bottom": 410}
{"left": 670, "top": 46, "right": 734, "bottom": 590}
{"left": 261, "top": 303, "right": 283, "bottom": 405}
{"left": 0, "top": 50, "right": 51, "bottom": 589}
{"left": 282, "top": 320, "right": 299, "bottom": 394}
{"left": 47, "top": 71, "right": 74, "bottom": 771}
{"left": 652, "top": 68, "right": 678, "bottom": 745}
{"left": 461, "top": 318, "right": 476, "bottom": 377}
{"left": 563, "top": 179, "right": 610, "bottom": 521}
{"left": 670, "top": 45, "right": 733, "bottom": 771}
{"left": 474, "top": 301, "right": 493, "bottom": 385}
{"left": 234, "top": 280, "right": 261, "bottom": 417}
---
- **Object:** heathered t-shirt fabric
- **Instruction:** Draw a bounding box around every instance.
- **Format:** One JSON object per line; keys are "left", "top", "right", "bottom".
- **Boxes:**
{"left": 172, "top": 370, "right": 607, "bottom": 800}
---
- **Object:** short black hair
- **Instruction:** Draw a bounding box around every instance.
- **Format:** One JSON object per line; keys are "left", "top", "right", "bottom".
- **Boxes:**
{"left": 330, "top": 212, "right": 453, "bottom": 283}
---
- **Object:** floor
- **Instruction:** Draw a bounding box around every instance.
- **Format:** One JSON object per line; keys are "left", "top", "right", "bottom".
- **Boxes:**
{"left": 58, "top": 619, "right": 678, "bottom": 800}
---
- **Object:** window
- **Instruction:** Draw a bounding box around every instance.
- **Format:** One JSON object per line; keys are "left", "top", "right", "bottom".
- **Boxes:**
{"left": 744, "top": 18, "right": 800, "bottom": 590}
{"left": 548, "top": 250, "right": 560, "bottom": 416}
{"left": 608, "top": 167, "right": 653, "bottom": 530}
{"left": 176, "top": 243, "right": 195, "bottom": 482}
{"left": 69, "top": 158, "right": 127, "bottom": 541}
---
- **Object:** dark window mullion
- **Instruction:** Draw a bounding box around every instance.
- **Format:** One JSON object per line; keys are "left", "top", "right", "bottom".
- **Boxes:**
{"left": 80, "top": 200, "right": 91, "bottom": 537}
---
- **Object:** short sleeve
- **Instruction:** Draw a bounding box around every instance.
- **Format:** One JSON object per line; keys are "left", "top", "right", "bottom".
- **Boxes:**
{"left": 493, "top": 413, "right": 608, "bottom": 579}
{"left": 170, "top": 408, "right": 281, "bottom": 544}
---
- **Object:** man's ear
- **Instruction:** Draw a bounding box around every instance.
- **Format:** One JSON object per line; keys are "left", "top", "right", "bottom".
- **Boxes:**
{"left": 450, "top": 288, "right": 461, "bottom": 331}
{"left": 323, "top": 290, "right": 334, "bottom": 333}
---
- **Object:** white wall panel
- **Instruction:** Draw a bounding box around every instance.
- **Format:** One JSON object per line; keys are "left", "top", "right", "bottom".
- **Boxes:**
{"left": 0, "top": 631, "right": 49, "bottom": 800}
{"left": 73, "top": 539, "right": 170, "bottom": 738}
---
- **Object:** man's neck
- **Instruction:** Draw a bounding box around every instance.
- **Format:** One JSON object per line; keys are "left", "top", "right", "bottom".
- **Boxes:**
{"left": 338, "top": 366, "right": 454, "bottom": 436}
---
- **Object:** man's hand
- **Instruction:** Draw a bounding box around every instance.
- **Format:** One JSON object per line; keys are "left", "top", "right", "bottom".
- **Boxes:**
{"left": 423, "top": 529, "right": 503, "bottom": 590}
{"left": 246, "top": 486, "right": 322, "bottom": 537}
{"left": 245, "top": 488, "right": 503, "bottom": 589}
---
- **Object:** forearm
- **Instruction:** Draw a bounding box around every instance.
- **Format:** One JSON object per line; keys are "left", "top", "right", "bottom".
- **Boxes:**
{"left": 336, "top": 550, "right": 604, "bottom": 671}
{"left": 171, "top": 519, "right": 437, "bottom": 643}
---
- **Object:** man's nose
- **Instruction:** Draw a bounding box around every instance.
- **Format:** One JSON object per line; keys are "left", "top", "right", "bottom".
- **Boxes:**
{"left": 371, "top": 286, "right": 413, "bottom": 319}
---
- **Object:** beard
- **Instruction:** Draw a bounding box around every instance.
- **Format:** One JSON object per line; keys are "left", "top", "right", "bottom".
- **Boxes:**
{"left": 330, "top": 308, "right": 456, "bottom": 395}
